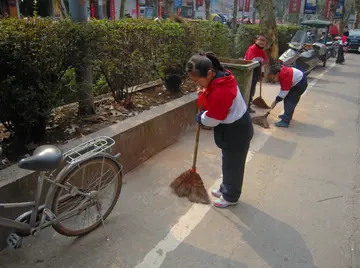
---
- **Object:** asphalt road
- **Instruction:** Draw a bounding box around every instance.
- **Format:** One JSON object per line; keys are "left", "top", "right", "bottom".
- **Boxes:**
{"left": 1, "top": 54, "right": 360, "bottom": 268}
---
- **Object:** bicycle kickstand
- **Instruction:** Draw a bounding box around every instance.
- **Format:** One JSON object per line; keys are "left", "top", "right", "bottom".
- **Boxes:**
{"left": 96, "top": 202, "right": 109, "bottom": 241}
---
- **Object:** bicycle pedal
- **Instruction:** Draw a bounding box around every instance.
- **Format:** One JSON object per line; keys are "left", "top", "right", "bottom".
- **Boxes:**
{"left": 7, "top": 233, "right": 22, "bottom": 249}
{"left": 43, "top": 208, "right": 57, "bottom": 221}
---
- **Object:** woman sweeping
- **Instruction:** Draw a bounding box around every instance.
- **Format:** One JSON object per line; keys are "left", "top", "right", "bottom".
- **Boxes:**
{"left": 187, "top": 53, "right": 254, "bottom": 208}
{"left": 268, "top": 64, "right": 308, "bottom": 127}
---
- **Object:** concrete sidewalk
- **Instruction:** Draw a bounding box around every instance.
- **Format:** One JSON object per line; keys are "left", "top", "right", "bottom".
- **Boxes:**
{"left": 1, "top": 56, "right": 360, "bottom": 268}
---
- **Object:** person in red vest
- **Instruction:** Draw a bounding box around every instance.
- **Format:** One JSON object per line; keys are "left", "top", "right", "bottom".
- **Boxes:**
{"left": 269, "top": 64, "right": 308, "bottom": 128}
{"left": 244, "top": 34, "right": 268, "bottom": 113}
{"left": 188, "top": 52, "right": 254, "bottom": 208}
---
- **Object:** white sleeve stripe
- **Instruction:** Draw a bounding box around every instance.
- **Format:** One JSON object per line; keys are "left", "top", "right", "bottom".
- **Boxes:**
{"left": 278, "top": 90, "right": 289, "bottom": 98}
{"left": 201, "top": 112, "right": 222, "bottom": 127}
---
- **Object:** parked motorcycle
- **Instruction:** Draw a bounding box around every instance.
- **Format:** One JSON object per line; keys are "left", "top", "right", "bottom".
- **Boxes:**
{"left": 278, "top": 30, "right": 327, "bottom": 76}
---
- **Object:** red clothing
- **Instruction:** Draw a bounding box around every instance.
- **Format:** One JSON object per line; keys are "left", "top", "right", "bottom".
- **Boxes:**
{"left": 277, "top": 66, "right": 303, "bottom": 99}
{"left": 244, "top": 44, "right": 268, "bottom": 65}
{"left": 197, "top": 71, "right": 247, "bottom": 127}
{"left": 341, "top": 35, "right": 347, "bottom": 44}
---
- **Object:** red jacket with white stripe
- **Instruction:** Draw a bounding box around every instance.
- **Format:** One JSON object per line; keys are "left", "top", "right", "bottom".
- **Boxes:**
{"left": 197, "top": 71, "right": 247, "bottom": 127}
{"left": 277, "top": 66, "right": 304, "bottom": 99}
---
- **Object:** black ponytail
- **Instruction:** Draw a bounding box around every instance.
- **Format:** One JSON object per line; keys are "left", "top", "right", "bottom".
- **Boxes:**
{"left": 187, "top": 52, "right": 225, "bottom": 77}
{"left": 269, "top": 63, "right": 282, "bottom": 75}
{"left": 205, "top": 52, "right": 225, "bottom": 72}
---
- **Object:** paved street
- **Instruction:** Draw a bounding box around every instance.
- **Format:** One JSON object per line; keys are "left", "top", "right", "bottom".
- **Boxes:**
{"left": 1, "top": 54, "right": 360, "bottom": 268}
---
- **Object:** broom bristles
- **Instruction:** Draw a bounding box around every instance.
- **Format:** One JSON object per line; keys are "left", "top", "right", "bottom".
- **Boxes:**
{"left": 252, "top": 115, "right": 270, "bottom": 129}
{"left": 170, "top": 170, "right": 210, "bottom": 204}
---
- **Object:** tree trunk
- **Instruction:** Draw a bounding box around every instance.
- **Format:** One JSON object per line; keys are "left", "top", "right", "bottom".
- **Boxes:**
{"left": 167, "top": 0, "right": 175, "bottom": 16}
{"left": 254, "top": 0, "right": 278, "bottom": 62}
{"left": 69, "top": 0, "right": 96, "bottom": 116}
{"left": 205, "top": 0, "right": 211, "bottom": 20}
{"left": 329, "top": 0, "right": 340, "bottom": 21}
{"left": 77, "top": 61, "right": 96, "bottom": 116}
{"left": 355, "top": 0, "right": 360, "bottom": 28}
{"left": 120, "top": 0, "right": 126, "bottom": 18}
{"left": 232, "top": 0, "right": 238, "bottom": 36}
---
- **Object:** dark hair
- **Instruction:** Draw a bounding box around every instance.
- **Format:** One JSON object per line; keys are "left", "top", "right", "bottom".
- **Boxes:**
{"left": 269, "top": 63, "right": 282, "bottom": 75}
{"left": 186, "top": 52, "right": 225, "bottom": 77}
{"left": 255, "top": 34, "right": 266, "bottom": 40}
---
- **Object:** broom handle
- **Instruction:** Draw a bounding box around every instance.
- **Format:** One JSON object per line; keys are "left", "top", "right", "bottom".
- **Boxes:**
{"left": 192, "top": 123, "right": 201, "bottom": 170}
{"left": 259, "top": 69, "right": 263, "bottom": 97}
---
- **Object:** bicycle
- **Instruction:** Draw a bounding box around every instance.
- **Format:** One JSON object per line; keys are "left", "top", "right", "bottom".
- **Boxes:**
{"left": 0, "top": 136, "right": 123, "bottom": 249}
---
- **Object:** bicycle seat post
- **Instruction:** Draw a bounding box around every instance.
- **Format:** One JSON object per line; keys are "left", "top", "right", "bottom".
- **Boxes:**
{"left": 29, "top": 172, "right": 46, "bottom": 231}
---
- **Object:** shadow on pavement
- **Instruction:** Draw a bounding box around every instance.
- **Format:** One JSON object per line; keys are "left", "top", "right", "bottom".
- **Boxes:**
{"left": 307, "top": 77, "right": 343, "bottom": 85}
{"left": 311, "top": 88, "right": 358, "bottom": 105}
{"left": 216, "top": 202, "right": 317, "bottom": 268}
{"left": 288, "top": 121, "right": 334, "bottom": 138}
{"left": 161, "top": 242, "right": 249, "bottom": 268}
{"left": 325, "top": 71, "right": 359, "bottom": 78}
{"left": 258, "top": 136, "right": 297, "bottom": 160}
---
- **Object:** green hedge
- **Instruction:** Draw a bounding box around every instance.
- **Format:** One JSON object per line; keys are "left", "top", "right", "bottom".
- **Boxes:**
{"left": 0, "top": 18, "right": 230, "bottom": 144}
{"left": 234, "top": 24, "right": 301, "bottom": 59}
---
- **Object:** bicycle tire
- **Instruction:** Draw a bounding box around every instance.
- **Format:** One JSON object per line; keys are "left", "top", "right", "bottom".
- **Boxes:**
{"left": 51, "top": 154, "right": 122, "bottom": 237}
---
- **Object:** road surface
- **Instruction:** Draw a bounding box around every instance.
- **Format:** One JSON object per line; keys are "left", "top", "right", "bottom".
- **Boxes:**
{"left": 1, "top": 55, "right": 360, "bottom": 268}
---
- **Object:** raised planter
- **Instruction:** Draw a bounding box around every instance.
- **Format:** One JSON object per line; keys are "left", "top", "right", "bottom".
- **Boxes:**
{"left": 0, "top": 92, "right": 198, "bottom": 251}
{"left": 220, "top": 58, "right": 260, "bottom": 106}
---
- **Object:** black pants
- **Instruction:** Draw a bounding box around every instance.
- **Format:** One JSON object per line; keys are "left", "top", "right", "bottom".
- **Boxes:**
{"left": 336, "top": 44, "right": 345, "bottom": 64}
{"left": 249, "top": 66, "right": 261, "bottom": 105}
{"left": 213, "top": 112, "right": 254, "bottom": 202}
{"left": 282, "top": 75, "right": 308, "bottom": 124}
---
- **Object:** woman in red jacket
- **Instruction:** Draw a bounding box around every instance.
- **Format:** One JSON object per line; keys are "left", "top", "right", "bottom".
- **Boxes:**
{"left": 269, "top": 64, "right": 308, "bottom": 128}
{"left": 244, "top": 34, "right": 268, "bottom": 113}
{"left": 187, "top": 53, "right": 254, "bottom": 208}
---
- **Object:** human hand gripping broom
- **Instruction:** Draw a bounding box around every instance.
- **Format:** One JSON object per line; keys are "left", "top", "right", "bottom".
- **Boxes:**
{"left": 170, "top": 108, "right": 211, "bottom": 204}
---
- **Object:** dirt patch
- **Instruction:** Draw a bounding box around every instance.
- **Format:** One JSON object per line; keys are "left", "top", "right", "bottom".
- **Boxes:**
{"left": 0, "top": 80, "right": 198, "bottom": 170}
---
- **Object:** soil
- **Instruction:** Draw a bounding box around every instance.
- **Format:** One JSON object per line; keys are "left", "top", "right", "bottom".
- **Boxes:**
{"left": 0, "top": 80, "right": 198, "bottom": 171}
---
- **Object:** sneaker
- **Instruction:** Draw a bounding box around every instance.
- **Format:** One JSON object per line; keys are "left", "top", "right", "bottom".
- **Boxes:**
{"left": 275, "top": 120, "right": 289, "bottom": 128}
{"left": 213, "top": 197, "right": 238, "bottom": 208}
{"left": 211, "top": 188, "right": 222, "bottom": 198}
{"left": 278, "top": 114, "right": 285, "bottom": 120}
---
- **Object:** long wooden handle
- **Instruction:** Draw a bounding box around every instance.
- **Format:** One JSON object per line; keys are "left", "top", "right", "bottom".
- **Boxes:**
{"left": 259, "top": 71, "right": 263, "bottom": 97}
{"left": 192, "top": 123, "right": 201, "bottom": 170}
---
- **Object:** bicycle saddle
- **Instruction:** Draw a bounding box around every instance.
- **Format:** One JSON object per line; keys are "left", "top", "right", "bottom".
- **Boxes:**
{"left": 18, "top": 145, "right": 63, "bottom": 171}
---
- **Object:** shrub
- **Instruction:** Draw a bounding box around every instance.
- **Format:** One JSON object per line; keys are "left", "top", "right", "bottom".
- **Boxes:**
{"left": 234, "top": 24, "right": 301, "bottom": 58}
{"left": 0, "top": 18, "right": 230, "bottom": 144}
{"left": 0, "top": 18, "right": 88, "bottom": 144}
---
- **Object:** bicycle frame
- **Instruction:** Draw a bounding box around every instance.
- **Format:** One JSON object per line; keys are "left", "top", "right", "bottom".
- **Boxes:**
{"left": 0, "top": 171, "right": 48, "bottom": 236}
{"left": 0, "top": 158, "right": 117, "bottom": 236}
{"left": 0, "top": 135, "right": 121, "bottom": 239}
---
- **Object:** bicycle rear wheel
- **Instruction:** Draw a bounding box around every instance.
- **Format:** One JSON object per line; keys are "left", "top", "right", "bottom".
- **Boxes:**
{"left": 51, "top": 154, "right": 122, "bottom": 236}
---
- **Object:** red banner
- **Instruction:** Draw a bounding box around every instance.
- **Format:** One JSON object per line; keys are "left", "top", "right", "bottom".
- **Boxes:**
{"left": 324, "top": 0, "right": 333, "bottom": 19}
{"left": 110, "top": 0, "right": 115, "bottom": 20}
{"left": 244, "top": 0, "right": 251, "bottom": 12}
{"left": 288, "top": 0, "right": 301, "bottom": 14}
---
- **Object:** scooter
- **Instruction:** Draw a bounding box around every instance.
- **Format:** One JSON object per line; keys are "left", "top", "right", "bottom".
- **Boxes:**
{"left": 278, "top": 30, "right": 327, "bottom": 76}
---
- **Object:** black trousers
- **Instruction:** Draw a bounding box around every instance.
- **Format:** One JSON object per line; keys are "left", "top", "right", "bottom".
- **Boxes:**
{"left": 282, "top": 75, "right": 308, "bottom": 124}
{"left": 249, "top": 66, "right": 261, "bottom": 105}
{"left": 336, "top": 44, "right": 345, "bottom": 64}
{"left": 213, "top": 112, "right": 254, "bottom": 202}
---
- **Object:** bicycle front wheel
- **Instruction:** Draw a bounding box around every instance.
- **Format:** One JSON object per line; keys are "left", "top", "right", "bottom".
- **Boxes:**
{"left": 51, "top": 154, "right": 122, "bottom": 237}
